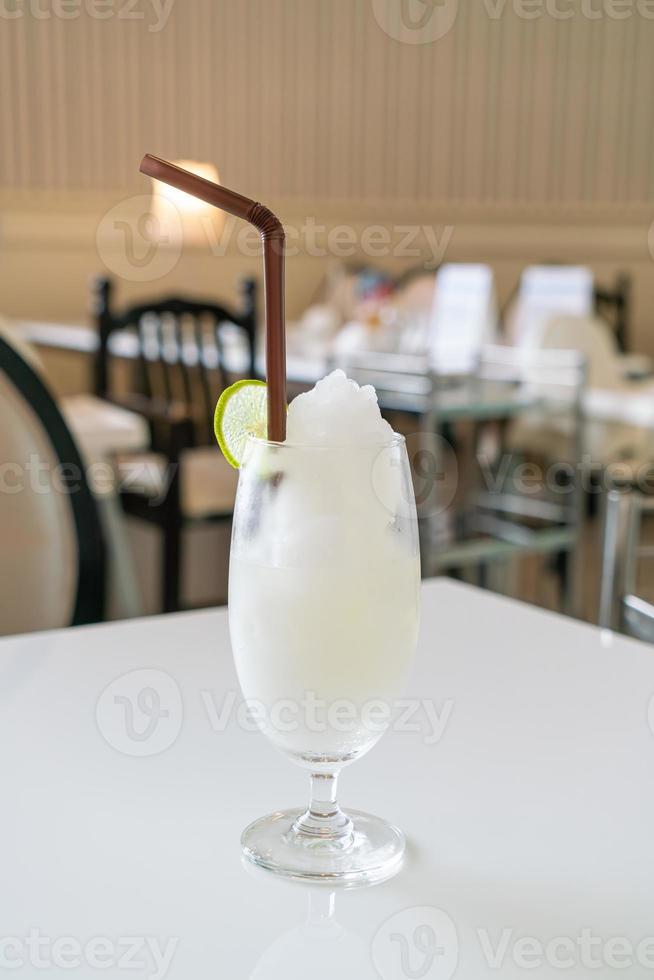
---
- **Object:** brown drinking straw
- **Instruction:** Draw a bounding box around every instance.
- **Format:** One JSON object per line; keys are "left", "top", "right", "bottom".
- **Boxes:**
{"left": 139, "top": 154, "right": 287, "bottom": 442}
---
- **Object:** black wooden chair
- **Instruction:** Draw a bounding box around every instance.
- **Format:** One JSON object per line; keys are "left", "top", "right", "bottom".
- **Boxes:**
{"left": 91, "top": 276, "right": 257, "bottom": 613}
{"left": 594, "top": 273, "right": 631, "bottom": 353}
{"left": 0, "top": 330, "right": 105, "bottom": 633}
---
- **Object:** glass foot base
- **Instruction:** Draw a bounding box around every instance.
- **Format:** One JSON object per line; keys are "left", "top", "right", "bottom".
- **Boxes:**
{"left": 241, "top": 808, "right": 405, "bottom": 886}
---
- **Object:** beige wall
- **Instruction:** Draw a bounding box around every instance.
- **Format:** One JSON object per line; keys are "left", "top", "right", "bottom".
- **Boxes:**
{"left": 1, "top": 0, "right": 654, "bottom": 350}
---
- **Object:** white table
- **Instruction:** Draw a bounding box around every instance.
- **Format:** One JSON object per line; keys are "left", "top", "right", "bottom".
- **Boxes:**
{"left": 1, "top": 579, "right": 653, "bottom": 978}
{"left": 585, "top": 386, "right": 654, "bottom": 428}
{"left": 20, "top": 319, "right": 654, "bottom": 426}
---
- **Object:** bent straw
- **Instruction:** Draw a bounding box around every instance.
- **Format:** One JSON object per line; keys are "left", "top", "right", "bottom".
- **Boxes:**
{"left": 139, "top": 154, "right": 287, "bottom": 442}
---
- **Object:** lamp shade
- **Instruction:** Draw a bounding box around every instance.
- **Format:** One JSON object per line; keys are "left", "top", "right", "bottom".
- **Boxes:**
{"left": 149, "top": 160, "right": 223, "bottom": 247}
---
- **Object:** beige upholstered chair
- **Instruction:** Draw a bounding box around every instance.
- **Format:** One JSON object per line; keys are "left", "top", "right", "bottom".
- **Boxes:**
{"left": 0, "top": 332, "right": 105, "bottom": 635}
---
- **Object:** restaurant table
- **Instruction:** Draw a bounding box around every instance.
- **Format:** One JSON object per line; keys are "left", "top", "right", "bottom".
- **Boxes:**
{"left": 2, "top": 579, "right": 653, "bottom": 978}
{"left": 16, "top": 320, "right": 542, "bottom": 420}
{"left": 17, "top": 319, "right": 654, "bottom": 420}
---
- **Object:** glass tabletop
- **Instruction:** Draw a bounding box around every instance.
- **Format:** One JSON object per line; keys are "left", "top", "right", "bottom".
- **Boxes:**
{"left": 372, "top": 376, "right": 542, "bottom": 420}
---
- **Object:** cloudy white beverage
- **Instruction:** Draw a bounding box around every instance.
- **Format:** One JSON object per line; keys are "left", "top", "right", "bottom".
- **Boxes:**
{"left": 229, "top": 371, "right": 420, "bottom": 766}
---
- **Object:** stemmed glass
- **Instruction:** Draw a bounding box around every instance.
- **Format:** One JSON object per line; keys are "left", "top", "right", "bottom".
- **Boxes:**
{"left": 229, "top": 434, "right": 420, "bottom": 885}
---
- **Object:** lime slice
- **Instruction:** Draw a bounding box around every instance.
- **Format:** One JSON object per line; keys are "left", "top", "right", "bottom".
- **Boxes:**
{"left": 214, "top": 379, "right": 268, "bottom": 468}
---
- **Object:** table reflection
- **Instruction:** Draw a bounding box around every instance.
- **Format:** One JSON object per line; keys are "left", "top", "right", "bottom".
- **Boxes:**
{"left": 249, "top": 887, "right": 375, "bottom": 979}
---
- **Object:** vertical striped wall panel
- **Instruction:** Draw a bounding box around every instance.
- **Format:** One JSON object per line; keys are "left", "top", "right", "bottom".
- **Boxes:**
{"left": 1, "top": 0, "right": 653, "bottom": 204}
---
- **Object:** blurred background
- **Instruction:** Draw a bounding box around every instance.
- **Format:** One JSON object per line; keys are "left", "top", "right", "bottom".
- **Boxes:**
{"left": 2, "top": 0, "right": 654, "bottom": 638}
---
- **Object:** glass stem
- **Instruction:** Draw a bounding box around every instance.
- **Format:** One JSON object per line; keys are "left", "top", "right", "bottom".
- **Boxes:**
{"left": 291, "top": 772, "right": 354, "bottom": 845}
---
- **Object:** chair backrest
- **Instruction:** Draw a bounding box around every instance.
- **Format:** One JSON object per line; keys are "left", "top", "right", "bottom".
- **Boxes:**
{"left": 511, "top": 265, "right": 594, "bottom": 349}
{"left": 539, "top": 314, "right": 624, "bottom": 389}
{"left": 0, "top": 334, "right": 105, "bottom": 634}
{"left": 479, "top": 343, "right": 586, "bottom": 396}
{"left": 479, "top": 345, "right": 587, "bottom": 464}
{"left": 594, "top": 273, "right": 630, "bottom": 353}
{"left": 428, "top": 264, "right": 498, "bottom": 375}
{"left": 329, "top": 350, "right": 432, "bottom": 408}
{"left": 599, "top": 489, "right": 654, "bottom": 642}
{"left": 92, "top": 277, "right": 257, "bottom": 446}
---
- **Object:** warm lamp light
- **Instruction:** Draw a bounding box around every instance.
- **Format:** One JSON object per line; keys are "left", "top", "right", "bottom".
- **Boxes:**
{"left": 149, "top": 160, "right": 224, "bottom": 247}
